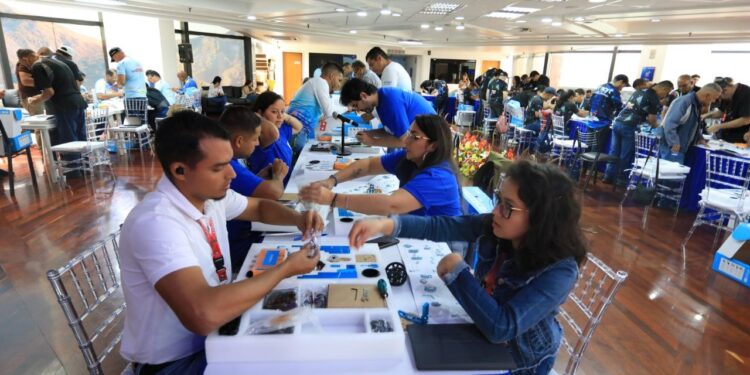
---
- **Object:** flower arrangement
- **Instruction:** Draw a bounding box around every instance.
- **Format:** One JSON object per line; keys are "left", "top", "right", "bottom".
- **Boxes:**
{"left": 457, "top": 132, "right": 510, "bottom": 178}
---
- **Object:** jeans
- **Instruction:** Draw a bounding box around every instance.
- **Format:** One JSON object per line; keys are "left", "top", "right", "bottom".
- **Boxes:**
{"left": 207, "top": 96, "right": 227, "bottom": 107}
{"left": 604, "top": 122, "right": 636, "bottom": 182}
{"left": 134, "top": 350, "right": 206, "bottom": 375}
{"left": 290, "top": 127, "right": 310, "bottom": 158}
{"left": 52, "top": 107, "right": 87, "bottom": 145}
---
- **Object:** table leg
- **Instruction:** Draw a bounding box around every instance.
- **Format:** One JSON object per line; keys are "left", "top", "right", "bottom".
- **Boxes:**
{"left": 39, "top": 128, "right": 59, "bottom": 182}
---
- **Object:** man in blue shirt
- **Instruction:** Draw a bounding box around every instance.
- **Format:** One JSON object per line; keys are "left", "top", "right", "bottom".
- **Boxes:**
{"left": 174, "top": 70, "right": 199, "bottom": 95}
{"left": 602, "top": 80, "right": 673, "bottom": 184}
{"left": 109, "top": 47, "right": 146, "bottom": 101}
{"left": 590, "top": 74, "right": 630, "bottom": 123}
{"left": 339, "top": 78, "right": 435, "bottom": 148}
{"left": 218, "top": 106, "right": 290, "bottom": 269}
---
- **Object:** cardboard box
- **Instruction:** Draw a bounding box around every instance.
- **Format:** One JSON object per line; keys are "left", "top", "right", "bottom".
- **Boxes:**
{"left": 713, "top": 223, "right": 750, "bottom": 287}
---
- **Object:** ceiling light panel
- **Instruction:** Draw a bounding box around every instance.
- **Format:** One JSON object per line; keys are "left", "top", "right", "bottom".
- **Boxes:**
{"left": 484, "top": 6, "right": 540, "bottom": 19}
{"left": 420, "top": 2, "right": 461, "bottom": 15}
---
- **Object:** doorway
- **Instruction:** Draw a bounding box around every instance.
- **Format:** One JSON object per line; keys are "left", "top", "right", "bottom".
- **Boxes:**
{"left": 283, "top": 52, "right": 303, "bottom": 105}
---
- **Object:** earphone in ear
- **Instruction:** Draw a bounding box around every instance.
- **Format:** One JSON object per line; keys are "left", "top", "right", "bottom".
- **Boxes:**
{"left": 176, "top": 167, "right": 184, "bottom": 175}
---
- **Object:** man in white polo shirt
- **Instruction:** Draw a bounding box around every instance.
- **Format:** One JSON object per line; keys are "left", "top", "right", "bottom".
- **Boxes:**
{"left": 365, "top": 46, "right": 412, "bottom": 92}
{"left": 119, "top": 110, "right": 322, "bottom": 374}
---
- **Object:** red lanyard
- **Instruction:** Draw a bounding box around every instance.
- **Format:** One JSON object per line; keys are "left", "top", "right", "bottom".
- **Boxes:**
{"left": 197, "top": 218, "right": 228, "bottom": 283}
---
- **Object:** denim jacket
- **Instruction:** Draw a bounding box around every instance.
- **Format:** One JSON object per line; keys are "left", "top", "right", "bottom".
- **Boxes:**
{"left": 395, "top": 214, "right": 580, "bottom": 375}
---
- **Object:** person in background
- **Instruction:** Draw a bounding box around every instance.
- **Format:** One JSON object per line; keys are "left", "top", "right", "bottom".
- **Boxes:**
{"left": 207, "top": 76, "right": 228, "bottom": 107}
{"left": 632, "top": 78, "right": 651, "bottom": 91}
{"left": 706, "top": 79, "right": 750, "bottom": 143}
{"left": 419, "top": 80, "right": 434, "bottom": 95}
{"left": 174, "top": 70, "right": 199, "bottom": 95}
{"left": 218, "top": 106, "right": 290, "bottom": 270}
{"left": 94, "top": 69, "right": 123, "bottom": 101}
{"left": 554, "top": 89, "right": 589, "bottom": 134}
{"left": 313, "top": 60, "right": 324, "bottom": 78}
{"left": 488, "top": 70, "right": 509, "bottom": 118}
{"left": 109, "top": 47, "right": 147, "bottom": 107}
{"left": 661, "top": 74, "right": 694, "bottom": 119}
{"left": 660, "top": 83, "right": 723, "bottom": 164}
{"left": 15, "top": 49, "right": 43, "bottom": 115}
{"left": 37, "top": 46, "right": 53, "bottom": 58}
{"left": 589, "top": 74, "right": 629, "bottom": 123}
{"left": 510, "top": 75, "right": 523, "bottom": 96}
{"left": 524, "top": 70, "right": 550, "bottom": 91}
{"left": 691, "top": 74, "right": 701, "bottom": 89}
{"left": 432, "top": 77, "right": 449, "bottom": 116}
{"left": 339, "top": 78, "right": 435, "bottom": 148}
{"left": 78, "top": 72, "right": 93, "bottom": 103}
{"left": 602, "top": 80, "right": 674, "bottom": 185}
{"left": 349, "top": 161, "right": 587, "bottom": 375}
{"left": 250, "top": 91, "right": 301, "bottom": 186}
{"left": 241, "top": 79, "right": 254, "bottom": 98}
{"left": 146, "top": 70, "right": 176, "bottom": 105}
{"left": 286, "top": 62, "right": 343, "bottom": 154}
{"left": 352, "top": 60, "right": 381, "bottom": 88}
{"left": 300, "top": 115, "right": 462, "bottom": 217}
{"left": 53, "top": 46, "right": 84, "bottom": 89}
{"left": 524, "top": 86, "right": 556, "bottom": 135}
{"left": 342, "top": 62, "right": 354, "bottom": 80}
{"left": 27, "top": 46, "right": 88, "bottom": 144}
{"left": 581, "top": 89, "right": 593, "bottom": 111}
{"left": 146, "top": 83, "right": 170, "bottom": 120}
{"left": 118, "top": 111, "right": 322, "bottom": 375}
{"left": 458, "top": 72, "right": 470, "bottom": 91}
{"left": 365, "top": 47, "right": 412, "bottom": 91}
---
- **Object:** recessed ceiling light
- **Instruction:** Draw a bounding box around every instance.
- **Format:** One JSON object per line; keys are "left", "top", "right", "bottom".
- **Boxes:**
{"left": 420, "top": 2, "right": 461, "bottom": 15}
{"left": 272, "top": 19, "right": 282, "bottom": 23}
{"left": 435, "top": 26, "right": 444, "bottom": 31}
{"left": 420, "top": 23, "right": 430, "bottom": 29}
{"left": 651, "top": 18, "right": 661, "bottom": 22}
{"left": 349, "top": 30, "right": 357, "bottom": 34}
{"left": 574, "top": 16, "right": 585, "bottom": 22}
{"left": 613, "top": 33, "right": 624, "bottom": 37}
{"left": 504, "top": 6, "right": 540, "bottom": 13}
{"left": 541, "top": 17, "right": 552, "bottom": 23}
{"left": 357, "top": 11, "right": 367, "bottom": 17}
{"left": 455, "top": 16, "right": 464, "bottom": 20}
{"left": 456, "top": 24, "right": 465, "bottom": 30}
{"left": 335, "top": 8, "right": 345, "bottom": 12}
{"left": 392, "top": 12, "right": 401, "bottom": 17}
{"left": 75, "top": 0, "right": 125, "bottom": 5}
{"left": 551, "top": 21, "right": 562, "bottom": 26}
{"left": 588, "top": 0, "right": 607, "bottom": 3}
{"left": 485, "top": 6, "right": 539, "bottom": 19}
{"left": 380, "top": 8, "right": 391, "bottom": 15}
{"left": 515, "top": 19, "right": 527, "bottom": 23}
{"left": 246, "top": 15, "right": 257, "bottom": 20}
{"left": 399, "top": 40, "right": 423, "bottom": 45}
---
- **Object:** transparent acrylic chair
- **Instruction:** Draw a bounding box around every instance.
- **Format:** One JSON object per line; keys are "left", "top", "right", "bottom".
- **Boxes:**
{"left": 554, "top": 253, "right": 628, "bottom": 375}
{"left": 47, "top": 231, "right": 126, "bottom": 375}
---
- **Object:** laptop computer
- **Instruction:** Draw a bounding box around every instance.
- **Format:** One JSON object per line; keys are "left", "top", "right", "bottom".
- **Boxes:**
{"left": 407, "top": 324, "right": 517, "bottom": 371}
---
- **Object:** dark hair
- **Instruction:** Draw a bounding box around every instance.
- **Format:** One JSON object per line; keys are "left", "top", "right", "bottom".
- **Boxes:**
{"left": 342, "top": 62, "right": 351, "bottom": 67}
{"left": 413, "top": 115, "right": 457, "bottom": 173}
{"left": 691, "top": 74, "right": 700, "bottom": 79}
{"left": 219, "top": 105, "right": 261, "bottom": 137}
{"left": 574, "top": 88, "right": 585, "bottom": 96}
{"left": 106, "top": 69, "right": 117, "bottom": 77}
{"left": 243, "top": 79, "right": 253, "bottom": 87}
{"left": 365, "top": 46, "right": 388, "bottom": 61}
{"left": 555, "top": 90, "right": 576, "bottom": 111}
{"left": 321, "top": 62, "right": 343, "bottom": 77}
{"left": 521, "top": 74, "right": 528, "bottom": 80}
{"left": 492, "top": 161, "right": 588, "bottom": 273}
{"left": 339, "top": 78, "right": 378, "bottom": 105}
{"left": 352, "top": 60, "right": 366, "bottom": 70}
{"left": 530, "top": 71, "right": 540, "bottom": 77}
{"left": 585, "top": 89, "right": 592, "bottom": 93}
{"left": 253, "top": 90, "right": 284, "bottom": 112}
{"left": 212, "top": 76, "right": 222, "bottom": 85}
{"left": 513, "top": 76, "right": 522, "bottom": 88}
{"left": 654, "top": 80, "right": 674, "bottom": 91}
{"left": 155, "top": 111, "right": 230, "bottom": 180}
{"left": 145, "top": 70, "right": 161, "bottom": 78}
{"left": 16, "top": 49, "right": 35, "bottom": 59}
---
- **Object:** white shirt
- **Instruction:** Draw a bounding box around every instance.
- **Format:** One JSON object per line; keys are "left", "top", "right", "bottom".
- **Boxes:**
{"left": 94, "top": 78, "right": 116, "bottom": 95}
{"left": 380, "top": 61, "right": 412, "bottom": 91}
{"left": 208, "top": 84, "right": 224, "bottom": 98}
{"left": 361, "top": 69, "right": 382, "bottom": 88}
{"left": 119, "top": 176, "right": 248, "bottom": 364}
{"left": 154, "top": 79, "right": 176, "bottom": 105}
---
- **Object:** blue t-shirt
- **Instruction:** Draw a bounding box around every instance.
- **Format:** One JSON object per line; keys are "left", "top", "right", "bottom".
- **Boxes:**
{"left": 179, "top": 77, "right": 199, "bottom": 94}
{"left": 116, "top": 57, "right": 146, "bottom": 98}
{"left": 226, "top": 158, "right": 262, "bottom": 245}
{"left": 377, "top": 87, "right": 436, "bottom": 138}
{"left": 379, "top": 150, "right": 462, "bottom": 216}
{"left": 589, "top": 83, "right": 622, "bottom": 122}
{"left": 248, "top": 123, "right": 294, "bottom": 186}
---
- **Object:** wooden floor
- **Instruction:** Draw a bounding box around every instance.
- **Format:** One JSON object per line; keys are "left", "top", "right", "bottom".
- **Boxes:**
{"left": 0, "top": 147, "right": 748, "bottom": 375}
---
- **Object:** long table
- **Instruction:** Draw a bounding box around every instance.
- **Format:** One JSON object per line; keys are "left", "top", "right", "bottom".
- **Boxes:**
{"left": 680, "top": 142, "right": 750, "bottom": 211}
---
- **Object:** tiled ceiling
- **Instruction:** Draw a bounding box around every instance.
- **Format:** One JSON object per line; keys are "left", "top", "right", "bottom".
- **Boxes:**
{"left": 32, "top": 0, "right": 750, "bottom": 46}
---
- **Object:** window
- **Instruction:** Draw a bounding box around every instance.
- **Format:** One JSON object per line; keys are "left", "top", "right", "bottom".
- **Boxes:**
{"left": 0, "top": 2, "right": 106, "bottom": 92}
{"left": 547, "top": 52, "right": 613, "bottom": 89}
{"left": 612, "top": 51, "right": 641, "bottom": 85}
{"left": 428, "top": 59, "right": 476, "bottom": 83}
{"left": 309, "top": 53, "right": 356, "bottom": 78}
{"left": 174, "top": 22, "right": 249, "bottom": 87}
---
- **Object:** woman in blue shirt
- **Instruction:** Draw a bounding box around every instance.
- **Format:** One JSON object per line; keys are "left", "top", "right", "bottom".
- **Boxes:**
{"left": 299, "top": 115, "right": 462, "bottom": 217}
{"left": 349, "top": 161, "right": 587, "bottom": 375}
{"left": 249, "top": 91, "right": 302, "bottom": 186}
